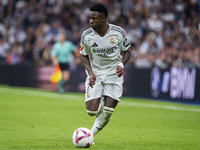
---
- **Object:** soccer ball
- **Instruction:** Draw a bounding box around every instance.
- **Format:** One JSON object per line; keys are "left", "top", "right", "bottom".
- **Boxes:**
{"left": 72, "top": 127, "right": 94, "bottom": 148}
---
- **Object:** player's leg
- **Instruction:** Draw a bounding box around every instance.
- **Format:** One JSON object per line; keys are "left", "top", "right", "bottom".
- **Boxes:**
{"left": 85, "top": 74, "right": 104, "bottom": 115}
{"left": 58, "top": 70, "right": 69, "bottom": 93}
{"left": 57, "top": 63, "right": 70, "bottom": 93}
{"left": 90, "top": 96, "right": 118, "bottom": 137}
{"left": 96, "top": 97, "right": 104, "bottom": 117}
{"left": 90, "top": 74, "right": 123, "bottom": 137}
{"left": 62, "top": 70, "right": 70, "bottom": 82}
{"left": 86, "top": 97, "right": 104, "bottom": 117}
{"left": 86, "top": 98, "right": 101, "bottom": 116}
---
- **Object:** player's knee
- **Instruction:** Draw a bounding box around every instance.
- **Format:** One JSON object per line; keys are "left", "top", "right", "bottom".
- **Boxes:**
{"left": 86, "top": 109, "right": 98, "bottom": 117}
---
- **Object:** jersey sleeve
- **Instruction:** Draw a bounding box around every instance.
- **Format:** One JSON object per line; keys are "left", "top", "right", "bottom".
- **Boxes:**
{"left": 118, "top": 28, "right": 130, "bottom": 51}
{"left": 80, "top": 32, "right": 89, "bottom": 56}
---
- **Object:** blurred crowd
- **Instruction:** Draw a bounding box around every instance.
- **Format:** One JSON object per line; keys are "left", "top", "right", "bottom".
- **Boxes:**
{"left": 0, "top": 0, "right": 200, "bottom": 69}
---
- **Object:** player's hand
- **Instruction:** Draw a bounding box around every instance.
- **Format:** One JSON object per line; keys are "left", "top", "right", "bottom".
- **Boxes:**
{"left": 116, "top": 66, "right": 123, "bottom": 77}
{"left": 89, "top": 72, "right": 96, "bottom": 88}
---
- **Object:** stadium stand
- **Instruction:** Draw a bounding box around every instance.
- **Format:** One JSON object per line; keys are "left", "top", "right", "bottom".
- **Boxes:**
{"left": 0, "top": 0, "right": 200, "bottom": 69}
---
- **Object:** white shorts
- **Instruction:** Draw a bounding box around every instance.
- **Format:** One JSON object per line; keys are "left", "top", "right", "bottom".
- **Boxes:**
{"left": 85, "top": 74, "right": 123, "bottom": 102}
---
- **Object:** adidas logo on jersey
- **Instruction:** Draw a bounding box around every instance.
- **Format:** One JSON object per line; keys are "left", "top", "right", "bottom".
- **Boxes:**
{"left": 91, "top": 42, "right": 98, "bottom": 47}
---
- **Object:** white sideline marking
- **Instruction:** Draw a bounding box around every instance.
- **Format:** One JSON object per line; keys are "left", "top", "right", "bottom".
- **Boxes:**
{"left": 121, "top": 101, "right": 200, "bottom": 113}
{"left": 0, "top": 87, "right": 200, "bottom": 113}
{"left": 0, "top": 88, "right": 81, "bottom": 100}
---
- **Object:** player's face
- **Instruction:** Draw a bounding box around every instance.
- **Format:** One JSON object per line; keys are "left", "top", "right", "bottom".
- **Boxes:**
{"left": 88, "top": 11, "right": 106, "bottom": 31}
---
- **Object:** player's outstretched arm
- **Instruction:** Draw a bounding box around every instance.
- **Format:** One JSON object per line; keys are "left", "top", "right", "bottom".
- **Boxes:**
{"left": 81, "top": 55, "right": 96, "bottom": 88}
{"left": 51, "top": 56, "right": 59, "bottom": 66}
{"left": 116, "top": 48, "right": 131, "bottom": 77}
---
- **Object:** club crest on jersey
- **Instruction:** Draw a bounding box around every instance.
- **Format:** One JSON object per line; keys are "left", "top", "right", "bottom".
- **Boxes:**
{"left": 86, "top": 85, "right": 90, "bottom": 98}
{"left": 86, "top": 92, "right": 90, "bottom": 98}
{"left": 110, "top": 38, "right": 115, "bottom": 45}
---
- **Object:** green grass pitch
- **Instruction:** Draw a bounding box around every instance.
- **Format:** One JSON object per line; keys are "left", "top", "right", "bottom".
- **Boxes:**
{"left": 0, "top": 85, "right": 200, "bottom": 150}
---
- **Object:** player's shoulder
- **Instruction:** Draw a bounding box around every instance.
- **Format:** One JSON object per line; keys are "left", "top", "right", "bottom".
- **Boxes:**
{"left": 110, "top": 24, "right": 123, "bottom": 30}
{"left": 82, "top": 28, "right": 93, "bottom": 37}
{"left": 109, "top": 24, "right": 126, "bottom": 38}
{"left": 81, "top": 28, "right": 94, "bottom": 42}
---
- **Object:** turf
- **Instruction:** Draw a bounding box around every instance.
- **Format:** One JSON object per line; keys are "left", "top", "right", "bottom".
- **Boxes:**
{"left": 0, "top": 85, "right": 200, "bottom": 150}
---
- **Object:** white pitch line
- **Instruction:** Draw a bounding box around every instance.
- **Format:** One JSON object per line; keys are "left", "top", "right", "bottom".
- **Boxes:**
{"left": 121, "top": 101, "right": 200, "bottom": 113}
{"left": 0, "top": 88, "right": 82, "bottom": 100}
{"left": 0, "top": 87, "right": 200, "bottom": 113}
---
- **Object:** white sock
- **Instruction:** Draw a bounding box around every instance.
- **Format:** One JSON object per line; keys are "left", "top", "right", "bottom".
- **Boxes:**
{"left": 91, "top": 106, "right": 114, "bottom": 137}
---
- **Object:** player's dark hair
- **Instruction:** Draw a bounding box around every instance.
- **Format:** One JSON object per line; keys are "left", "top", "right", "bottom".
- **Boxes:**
{"left": 90, "top": 3, "right": 108, "bottom": 18}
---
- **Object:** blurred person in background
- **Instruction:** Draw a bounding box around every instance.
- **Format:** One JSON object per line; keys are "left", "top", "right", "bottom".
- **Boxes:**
{"left": 51, "top": 32, "right": 78, "bottom": 94}
{"left": 0, "top": 37, "right": 10, "bottom": 64}
{"left": 7, "top": 42, "right": 23, "bottom": 65}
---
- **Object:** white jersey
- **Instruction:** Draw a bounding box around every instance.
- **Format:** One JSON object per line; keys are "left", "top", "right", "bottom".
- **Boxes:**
{"left": 80, "top": 24, "right": 130, "bottom": 76}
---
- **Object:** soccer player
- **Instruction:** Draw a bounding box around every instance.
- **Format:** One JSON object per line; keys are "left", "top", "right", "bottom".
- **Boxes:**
{"left": 80, "top": 3, "right": 131, "bottom": 139}
{"left": 51, "top": 32, "right": 77, "bottom": 94}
